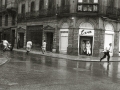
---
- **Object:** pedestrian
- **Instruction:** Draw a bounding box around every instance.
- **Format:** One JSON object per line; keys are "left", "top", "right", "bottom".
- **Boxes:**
{"left": 41, "top": 40, "right": 46, "bottom": 54}
{"left": 2, "top": 40, "right": 9, "bottom": 52}
{"left": 100, "top": 43, "right": 112, "bottom": 63}
{"left": 26, "top": 40, "right": 32, "bottom": 55}
{"left": 86, "top": 41, "right": 91, "bottom": 56}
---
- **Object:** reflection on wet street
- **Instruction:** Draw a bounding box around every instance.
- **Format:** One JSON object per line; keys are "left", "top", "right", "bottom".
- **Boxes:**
{"left": 0, "top": 51, "right": 120, "bottom": 90}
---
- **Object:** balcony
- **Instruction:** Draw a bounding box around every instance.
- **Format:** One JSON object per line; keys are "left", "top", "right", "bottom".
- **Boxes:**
{"left": 106, "top": 6, "right": 119, "bottom": 17}
{"left": 57, "top": 5, "right": 70, "bottom": 16}
{"left": 6, "top": 2, "right": 17, "bottom": 12}
{"left": 0, "top": 5, "right": 6, "bottom": 12}
{"left": 99, "top": 6, "right": 120, "bottom": 19}
{"left": 76, "top": 3, "right": 99, "bottom": 16}
{"left": 17, "top": 13, "right": 26, "bottom": 22}
{"left": 77, "top": 4, "right": 98, "bottom": 12}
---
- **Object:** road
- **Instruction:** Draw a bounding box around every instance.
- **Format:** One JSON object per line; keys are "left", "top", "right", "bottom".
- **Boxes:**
{"left": 0, "top": 51, "right": 120, "bottom": 90}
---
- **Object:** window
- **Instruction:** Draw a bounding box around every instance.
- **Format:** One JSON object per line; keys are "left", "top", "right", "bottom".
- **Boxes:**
{"left": 5, "top": 14, "right": 8, "bottom": 26}
{"left": 39, "top": 0, "right": 44, "bottom": 10}
{"left": 61, "top": 0, "right": 69, "bottom": 6}
{"left": 30, "top": 1, "right": 35, "bottom": 12}
{"left": 12, "top": 14, "right": 16, "bottom": 25}
{"left": 78, "top": 0, "right": 98, "bottom": 3}
{"left": 77, "top": 0, "right": 98, "bottom": 12}
{"left": 94, "top": 0, "right": 98, "bottom": 3}
{"left": 21, "top": 4, "right": 25, "bottom": 14}
{"left": 48, "top": 0, "right": 53, "bottom": 9}
{"left": 78, "top": 0, "right": 82, "bottom": 3}
{"left": 0, "top": 16, "right": 2, "bottom": 26}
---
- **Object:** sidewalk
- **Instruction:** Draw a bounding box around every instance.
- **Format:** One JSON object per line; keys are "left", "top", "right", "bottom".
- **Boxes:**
{"left": 13, "top": 49, "right": 120, "bottom": 62}
{"left": 0, "top": 54, "right": 10, "bottom": 66}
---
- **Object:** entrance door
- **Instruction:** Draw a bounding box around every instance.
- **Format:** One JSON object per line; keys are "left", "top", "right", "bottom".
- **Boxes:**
{"left": 79, "top": 36, "right": 93, "bottom": 55}
{"left": 60, "top": 32, "right": 68, "bottom": 54}
{"left": 19, "top": 33, "right": 24, "bottom": 48}
{"left": 11, "top": 30, "right": 15, "bottom": 47}
{"left": 46, "top": 32, "right": 53, "bottom": 51}
{"left": 104, "top": 34, "right": 113, "bottom": 56}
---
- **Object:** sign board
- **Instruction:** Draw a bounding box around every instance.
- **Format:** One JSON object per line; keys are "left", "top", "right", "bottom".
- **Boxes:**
{"left": 79, "top": 29, "right": 94, "bottom": 36}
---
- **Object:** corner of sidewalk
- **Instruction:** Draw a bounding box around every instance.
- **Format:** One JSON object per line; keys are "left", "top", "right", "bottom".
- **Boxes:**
{"left": 0, "top": 54, "right": 10, "bottom": 66}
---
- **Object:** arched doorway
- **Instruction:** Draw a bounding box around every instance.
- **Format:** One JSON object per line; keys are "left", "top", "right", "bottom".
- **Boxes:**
{"left": 59, "top": 23, "right": 69, "bottom": 54}
{"left": 104, "top": 24, "right": 114, "bottom": 56}
{"left": 79, "top": 22, "right": 94, "bottom": 55}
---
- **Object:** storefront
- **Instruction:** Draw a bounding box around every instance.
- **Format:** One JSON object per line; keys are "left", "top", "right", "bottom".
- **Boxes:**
{"left": 59, "top": 23, "right": 69, "bottom": 54}
{"left": 104, "top": 23, "right": 114, "bottom": 56}
{"left": 17, "top": 27, "right": 26, "bottom": 48}
{"left": 27, "top": 25, "right": 43, "bottom": 49}
{"left": 78, "top": 22, "right": 94, "bottom": 55}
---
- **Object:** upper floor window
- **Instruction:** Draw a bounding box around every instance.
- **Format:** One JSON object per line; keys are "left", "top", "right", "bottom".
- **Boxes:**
{"left": 48, "top": 0, "right": 53, "bottom": 9}
{"left": 39, "top": 0, "right": 44, "bottom": 10}
{"left": 61, "top": 0, "right": 69, "bottom": 6}
{"left": 30, "top": 1, "right": 35, "bottom": 12}
{"left": 0, "top": 16, "right": 2, "bottom": 26}
{"left": 5, "top": 14, "right": 8, "bottom": 26}
{"left": 12, "top": 14, "right": 16, "bottom": 25}
{"left": 21, "top": 4, "right": 25, "bottom": 14}
{"left": 77, "top": 0, "right": 98, "bottom": 12}
{"left": 78, "top": 0, "right": 98, "bottom": 3}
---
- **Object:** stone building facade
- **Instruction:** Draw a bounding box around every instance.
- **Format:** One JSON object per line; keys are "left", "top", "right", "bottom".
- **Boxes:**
{"left": 17, "top": 0, "right": 120, "bottom": 56}
{"left": 0, "top": 0, "right": 17, "bottom": 47}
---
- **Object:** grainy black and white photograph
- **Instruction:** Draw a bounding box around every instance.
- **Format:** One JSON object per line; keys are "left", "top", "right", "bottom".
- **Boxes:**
{"left": 0, "top": 0, "right": 120, "bottom": 90}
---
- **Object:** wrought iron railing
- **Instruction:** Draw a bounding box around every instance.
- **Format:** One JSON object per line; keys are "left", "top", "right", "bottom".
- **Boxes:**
{"left": 6, "top": 2, "right": 17, "bottom": 9}
{"left": 57, "top": 5, "right": 70, "bottom": 14}
{"left": 77, "top": 3, "right": 98, "bottom": 12}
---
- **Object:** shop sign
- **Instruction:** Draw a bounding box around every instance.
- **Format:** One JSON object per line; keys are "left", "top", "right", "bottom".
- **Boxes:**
{"left": 79, "top": 29, "right": 94, "bottom": 35}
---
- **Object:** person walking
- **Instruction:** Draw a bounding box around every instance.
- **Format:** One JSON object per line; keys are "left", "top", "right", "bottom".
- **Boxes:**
{"left": 2, "top": 40, "right": 9, "bottom": 52}
{"left": 86, "top": 41, "right": 91, "bottom": 56}
{"left": 100, "top": 43, "right": 112, "bottom": 63}
{"left": 41, "top": 40, "right": 46, "bottom": 54}
{"left": 26, "top": 40, "right": 32, "bottom": 55}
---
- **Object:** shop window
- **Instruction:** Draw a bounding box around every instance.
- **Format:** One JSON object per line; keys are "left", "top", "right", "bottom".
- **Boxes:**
{"left": 77, "top": 0, "right": 98, "bottom": 12}
{"left": 39, "top": 0, "right": 44, "bottom": 10}
{"left": 30, "top": 1, "right": 35, "bottom": 12}
{"left": 21, "top": 4, "right": 25, "bottom": 14}
{"left": 5, "top": 14, "right": 8, "bottom": 26}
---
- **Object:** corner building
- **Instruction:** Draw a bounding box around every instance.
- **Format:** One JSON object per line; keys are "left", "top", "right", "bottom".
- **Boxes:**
{"left": 17, "top": 0, "right": 120, "bottom": 57}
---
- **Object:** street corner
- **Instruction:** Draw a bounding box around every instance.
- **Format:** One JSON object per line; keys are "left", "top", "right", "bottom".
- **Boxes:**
{"left": 0, "top": 58, "right": 10, "bottom": 66}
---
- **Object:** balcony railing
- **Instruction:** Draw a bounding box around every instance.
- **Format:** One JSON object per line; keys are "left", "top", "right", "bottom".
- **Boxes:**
{"left": 6, "top": 2, "right": 17, "bottom": 12}
{"left": 106, "top": 6, "right": 118, "bottom": 16}
{"left": 77, "top": 4, "right": 98, "bottom": 12}
{"left": 57, "top": 5, "right": 70, "bottom": 14}
{"left": 99, "top": 5, "right": 120, "bottom": 18}
{"left": 17, "top": 13, "right": 26, "bottom": 22}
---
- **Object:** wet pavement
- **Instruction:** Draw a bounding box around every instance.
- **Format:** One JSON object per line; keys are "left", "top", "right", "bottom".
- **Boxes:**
{"left": 0, "top": 51, "right": 120, "bottom": 90}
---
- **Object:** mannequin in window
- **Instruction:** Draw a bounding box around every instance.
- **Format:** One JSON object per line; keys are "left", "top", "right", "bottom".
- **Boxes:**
{"left": 86, "top": 41, "right": 91, "bottom": 56}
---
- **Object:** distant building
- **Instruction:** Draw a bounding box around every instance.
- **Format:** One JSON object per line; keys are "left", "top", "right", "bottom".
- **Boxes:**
{"left": 16, "top": 0, "right": 120, "bottom": 56}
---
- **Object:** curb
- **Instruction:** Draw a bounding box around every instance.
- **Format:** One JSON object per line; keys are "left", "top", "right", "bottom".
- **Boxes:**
{"left": 0, "top": 58, "right": 10, "bottom": 66}
{"left": 13, "top": 49, "right": 120, "bottom": 62}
